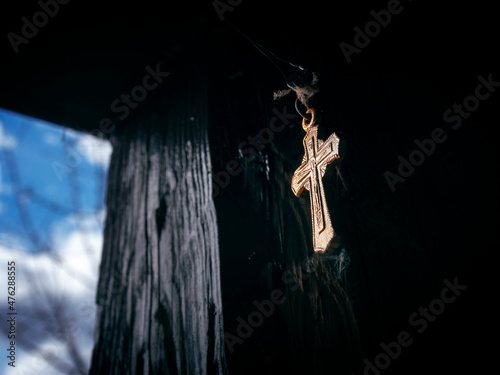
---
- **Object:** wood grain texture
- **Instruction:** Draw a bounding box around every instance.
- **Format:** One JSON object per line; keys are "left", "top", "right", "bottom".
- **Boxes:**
{"left": 89, "top": 71, "right": 226, "bottom": 374}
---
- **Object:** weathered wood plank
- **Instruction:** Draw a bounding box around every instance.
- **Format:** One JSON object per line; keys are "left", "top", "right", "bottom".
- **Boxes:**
{"left": 89, "top": 70, "right": 226, "bottom": 374}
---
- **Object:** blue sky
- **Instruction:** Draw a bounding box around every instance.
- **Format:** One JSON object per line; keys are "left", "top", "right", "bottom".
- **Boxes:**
{"left": 0, "top": 107, "right": 111, "bottom": 374}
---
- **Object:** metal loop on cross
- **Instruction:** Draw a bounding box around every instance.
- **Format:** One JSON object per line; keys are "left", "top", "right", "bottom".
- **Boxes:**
{"left": 295, "top": 98, "right": 312, "bottom": 120}
{"left": 302, "top": 108, "right": 316, "bottom": 131}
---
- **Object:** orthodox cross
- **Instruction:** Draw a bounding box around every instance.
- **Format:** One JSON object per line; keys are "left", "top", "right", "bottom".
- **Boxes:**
{"left": 291, "top": 108, "right": 340, "bottom": 253}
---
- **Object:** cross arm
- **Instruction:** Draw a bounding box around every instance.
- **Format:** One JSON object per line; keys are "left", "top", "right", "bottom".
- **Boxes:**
{"left": 291, "top": 161, "right": 310, "bottom": 197}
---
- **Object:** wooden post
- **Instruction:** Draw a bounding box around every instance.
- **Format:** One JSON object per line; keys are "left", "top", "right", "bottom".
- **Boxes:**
{"left": 89, "top": 70, "right": 227, "bottom": 374}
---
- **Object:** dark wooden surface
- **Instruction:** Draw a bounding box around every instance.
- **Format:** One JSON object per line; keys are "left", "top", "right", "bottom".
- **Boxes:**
{"left": 89, "top": 69, "right": 227, "bottom": 374}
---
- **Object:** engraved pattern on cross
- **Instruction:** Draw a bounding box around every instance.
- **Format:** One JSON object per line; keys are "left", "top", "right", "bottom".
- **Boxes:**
{"left": 291, "top": 122, "right": 340, "bottom": 253}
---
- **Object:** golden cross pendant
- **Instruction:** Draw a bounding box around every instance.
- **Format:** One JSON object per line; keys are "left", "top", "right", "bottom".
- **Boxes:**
{"left": 291, "top": 109, "right": 340, "bottom": 253}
